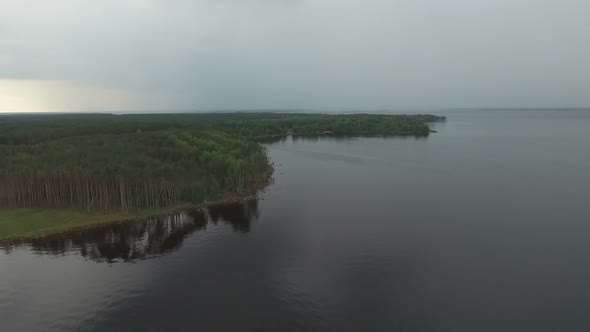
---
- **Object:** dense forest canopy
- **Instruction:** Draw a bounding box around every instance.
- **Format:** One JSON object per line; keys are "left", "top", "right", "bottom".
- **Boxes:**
{"left": 0, "top": 113, "right": 445, "bottom": 212}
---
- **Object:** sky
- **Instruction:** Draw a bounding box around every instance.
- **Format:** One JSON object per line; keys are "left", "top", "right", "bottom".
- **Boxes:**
{"left": 1, "top": 0, "right": 589, "bottom": 112}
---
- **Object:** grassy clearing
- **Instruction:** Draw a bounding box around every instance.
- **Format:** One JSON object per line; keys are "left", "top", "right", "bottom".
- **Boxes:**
{"left": 0, "top": 208, "right": 170, "bottom": 240}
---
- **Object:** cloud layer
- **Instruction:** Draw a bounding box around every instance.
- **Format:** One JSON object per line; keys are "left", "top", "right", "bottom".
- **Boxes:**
{"left": 1, "top": 0, "right": 589, "bottom": 111}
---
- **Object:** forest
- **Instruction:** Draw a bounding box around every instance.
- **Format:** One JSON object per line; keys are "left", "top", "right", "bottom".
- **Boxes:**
{"left": 0, "top": 113, "right": 445, "bottom": 214}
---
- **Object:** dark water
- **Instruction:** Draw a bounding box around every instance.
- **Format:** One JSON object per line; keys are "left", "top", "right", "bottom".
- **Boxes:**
{"left": 2, "top": 110, "right": 590, "bottom": 331}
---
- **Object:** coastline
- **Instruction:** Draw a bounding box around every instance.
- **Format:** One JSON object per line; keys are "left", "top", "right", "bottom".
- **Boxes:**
{"left": 0, "top": 195, "right": 262, "bottom": 244}
{"left": 0, "top": 113, "right": 443, "bottom": 243}
{"left": 0, "top": 172, "right": 273, "bottom": 243}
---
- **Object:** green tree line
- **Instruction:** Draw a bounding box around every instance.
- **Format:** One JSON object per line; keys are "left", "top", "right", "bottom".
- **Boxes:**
{"left": 0, "top": 113, "right": 444, "bottom": 212}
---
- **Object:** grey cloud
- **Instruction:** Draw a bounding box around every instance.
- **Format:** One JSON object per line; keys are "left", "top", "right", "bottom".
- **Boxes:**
{"left": 1, "top": 0, "right": 589, "bottom": 111}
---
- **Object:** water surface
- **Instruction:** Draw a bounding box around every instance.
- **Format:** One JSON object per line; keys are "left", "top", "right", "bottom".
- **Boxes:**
{"left": 1, "top": 110, "right": 590, "bottom": 331}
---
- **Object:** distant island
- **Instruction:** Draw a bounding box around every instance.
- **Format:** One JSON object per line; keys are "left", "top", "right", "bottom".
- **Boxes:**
{"left": 0, "top": 113, "right": 446, "bottom": 240}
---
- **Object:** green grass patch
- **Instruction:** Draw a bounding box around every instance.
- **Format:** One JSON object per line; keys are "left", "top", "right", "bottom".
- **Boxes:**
{"left": 0, "top": 208, "right": 170, "bottom": 240}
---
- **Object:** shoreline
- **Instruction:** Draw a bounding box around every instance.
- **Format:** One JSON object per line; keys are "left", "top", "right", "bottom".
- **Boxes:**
{"left": 0, "top": 194, "right": 263, "bottom": 245}
{"left": 0, "top": 130, "right": 436, "bottom": 243}
{"left": 0, "top": 169, "right": 273, "bottom": 244}
{"left": 0, "top": 112, "right": 443, "bottom": 242}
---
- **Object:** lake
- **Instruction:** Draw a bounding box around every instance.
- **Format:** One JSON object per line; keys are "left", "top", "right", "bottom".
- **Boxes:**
{"left": 1, "top": 110, "right": 590, "bottom": 331}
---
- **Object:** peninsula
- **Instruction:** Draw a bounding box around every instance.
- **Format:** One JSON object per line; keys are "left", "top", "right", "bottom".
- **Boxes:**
{"left": 0, "top": 113, "right": 445, "bottom": 239}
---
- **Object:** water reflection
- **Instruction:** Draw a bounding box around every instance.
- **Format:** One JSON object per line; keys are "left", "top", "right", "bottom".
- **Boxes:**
{"left": 260, "top": 134, "right": 427, "bottom": 145}
{"left": 1, "top": 200, "right": 259, "bottom": 263}
{"left": 208, "top": 199, "right": 259, "bottom": 232}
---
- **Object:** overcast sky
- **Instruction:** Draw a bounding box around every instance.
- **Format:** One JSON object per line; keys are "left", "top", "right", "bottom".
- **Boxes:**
{"left": 1, "top": 0, "right": 589, "bottom": 112}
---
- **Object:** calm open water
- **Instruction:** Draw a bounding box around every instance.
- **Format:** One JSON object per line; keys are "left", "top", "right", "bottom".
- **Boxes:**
{"left": 1, "top": 110, "right": 590, "bottom": 331}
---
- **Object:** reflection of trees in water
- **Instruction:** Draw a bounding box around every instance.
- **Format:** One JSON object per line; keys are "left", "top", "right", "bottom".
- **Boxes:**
{"left": 208, "top": 200, "right": 259, "bottom": 232}
{"left": 2, "top": 200, "right": 259, "bottom": 263}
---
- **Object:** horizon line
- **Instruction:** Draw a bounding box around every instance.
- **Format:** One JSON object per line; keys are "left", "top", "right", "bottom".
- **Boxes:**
{"left": 1, "top": 107, "right": 590, "bottom": 115}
